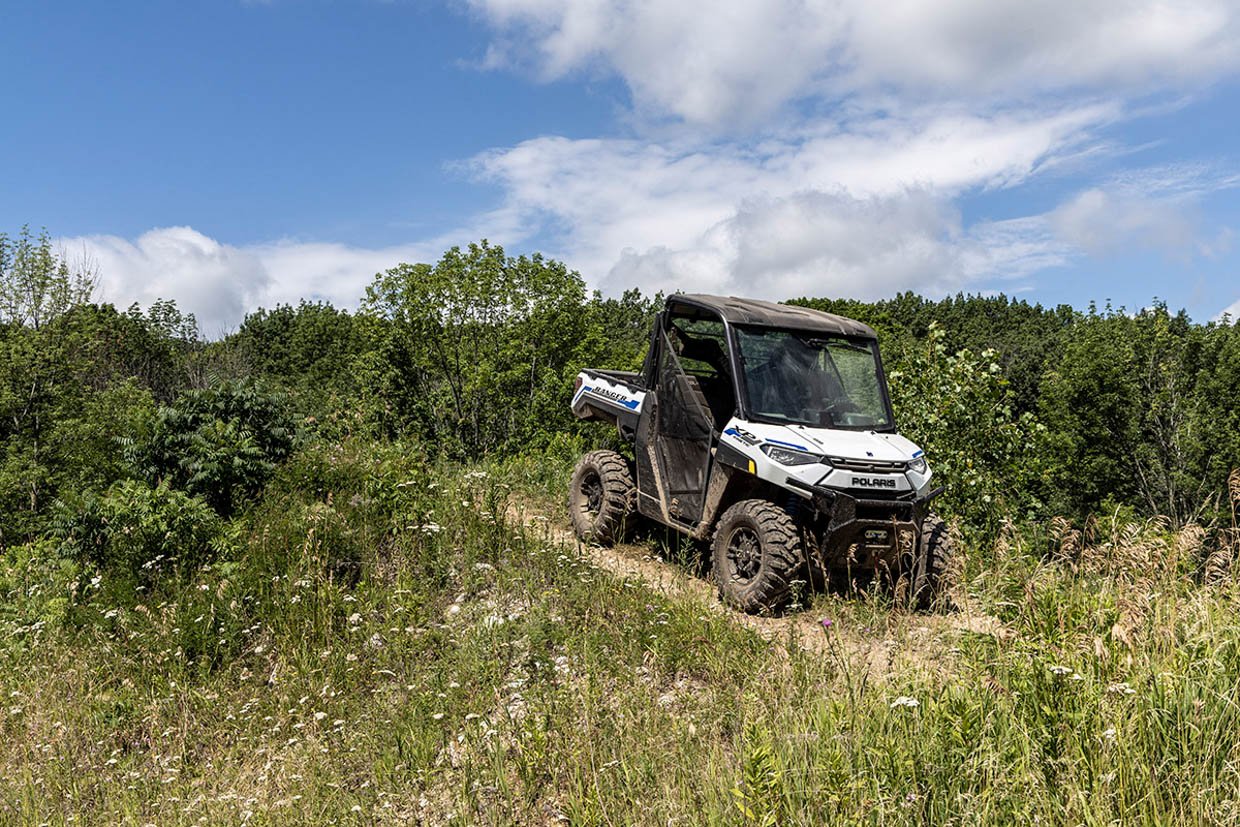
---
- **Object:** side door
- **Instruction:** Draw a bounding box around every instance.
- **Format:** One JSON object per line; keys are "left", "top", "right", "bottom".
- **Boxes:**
{"left": 634, "top": 311, "right": 723, "bottom": 526}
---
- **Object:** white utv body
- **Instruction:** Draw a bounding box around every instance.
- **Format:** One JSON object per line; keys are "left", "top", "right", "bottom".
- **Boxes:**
{"left": 568, "top": 294, "right": 953, "bottom": 614}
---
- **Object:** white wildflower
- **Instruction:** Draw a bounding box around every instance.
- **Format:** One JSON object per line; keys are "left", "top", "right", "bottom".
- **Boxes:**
{"left": 890, "top": 696, "right": 920, "bottom": 709}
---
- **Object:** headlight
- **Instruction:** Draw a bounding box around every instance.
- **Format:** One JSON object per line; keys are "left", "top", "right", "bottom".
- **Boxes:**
{"left": 907, "top": 456, "right": 928, "bottom": 474}
{"left": 761, "top": 444, "right": 821, "bottom": 466}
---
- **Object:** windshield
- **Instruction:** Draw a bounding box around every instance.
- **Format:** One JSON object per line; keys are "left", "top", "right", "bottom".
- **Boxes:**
{"left": 735, "top": 326, "right": 892, "bottom": 430}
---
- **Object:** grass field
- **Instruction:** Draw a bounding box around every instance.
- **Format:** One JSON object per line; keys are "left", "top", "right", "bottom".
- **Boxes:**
{"left": 3, "top": 440, "right": 1240, "bottom": 825}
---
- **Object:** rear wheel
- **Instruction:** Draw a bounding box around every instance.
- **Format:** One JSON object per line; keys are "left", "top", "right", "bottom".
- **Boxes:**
{"left": 712, "top": 500, "right": 805, "bottom": 614}
{"left": 568, "top": 450, "right": 635, "bottom": 545}
{"left": 909, "top": 514, "right": 954, "bottom": 611}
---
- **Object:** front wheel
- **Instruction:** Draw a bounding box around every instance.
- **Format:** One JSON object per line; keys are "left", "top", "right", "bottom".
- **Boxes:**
{"left": 909, "top": 514, "right": 955, "bottom": 611}
{"left": 712, "top": 500, "right": 805, "bottom": 614}
{"left": 568, "top": 450, "right": 635, "bottom": 545}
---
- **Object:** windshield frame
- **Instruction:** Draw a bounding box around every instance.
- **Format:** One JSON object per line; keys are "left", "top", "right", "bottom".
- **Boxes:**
{"left": 727, "top": 323, "right": 897, "bottom": 433}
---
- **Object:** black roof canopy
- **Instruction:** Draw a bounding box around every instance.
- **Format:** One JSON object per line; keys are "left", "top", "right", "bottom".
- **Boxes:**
{"left": 669, "top": 293, "right": 876, "bottom": 339}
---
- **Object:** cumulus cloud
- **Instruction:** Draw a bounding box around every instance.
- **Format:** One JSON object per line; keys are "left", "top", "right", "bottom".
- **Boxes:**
{"left": 61, "top": 227, "right": 439, "bottom": 333}
{"left": 69, "top": 228, "right": 271, "bottom": 334}
{"left": 456, "top": 1, "right": 1240, "bottom": 302}
{"left": 605, "top": 190, "right": 1068, "bottom": 301}
{"left": 469, "top": 0, "right": 1240, "bottom": 125}
{"left": 466, "top": 104, "right": 1103, "bottom": 299}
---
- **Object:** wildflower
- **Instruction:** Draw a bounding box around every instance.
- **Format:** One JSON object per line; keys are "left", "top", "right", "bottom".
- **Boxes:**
{"left": 421, "top": 523, "right": 443, "bottom": 534}
{"left": 821, "top": 618, "right": 834, "bottom": 631}
{"left": 348, "top": 613, "right": 362, "bottom": 627}
{"left": 314, "top": 712, "right": 327, "bottom": 721}
{"left": 1107, "top": 681, "right": 1137, "bottom": 696}
{"left": 1102, "top": 727, "right": 1117, "bottom": 741}
{"left": 345, "top": 653, "right": 358, "bottom": 662}
{"left": 890, "top": 696, "right": 919, "bottom": 709}
{"left": 432, "top": 713, "right": 445, "bottom": 721}
{"left": 1049, "top": 665, "right": 1072, "bottom": 677}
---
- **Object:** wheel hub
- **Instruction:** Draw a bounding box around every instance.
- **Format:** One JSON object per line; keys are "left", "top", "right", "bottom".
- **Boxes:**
{"left": 726, "top": 526, "right": 761, "bottom": 582}
{"left": 581, "top": 472, "right": 603, "bottom": 515}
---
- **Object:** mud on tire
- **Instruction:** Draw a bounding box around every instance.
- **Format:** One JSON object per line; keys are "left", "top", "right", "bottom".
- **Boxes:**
{"left": 712, "top": 499, "right": 806, "bottom": 614}
{"left": 910, "top": 514, "right": 955, "bottom": 611}
{"left": 568, "top": 450, "right": 635, "bottom": 545}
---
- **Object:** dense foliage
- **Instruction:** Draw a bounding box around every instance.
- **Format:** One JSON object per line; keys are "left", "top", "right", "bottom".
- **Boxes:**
{"left": 52, "top": 479, "right": 222, "bottom": 580}
{"left": 132, "top": 382, "right": 298, "bottom": 517}
{"left": 5, "top": 229, "right": 1240, "bottom": 549}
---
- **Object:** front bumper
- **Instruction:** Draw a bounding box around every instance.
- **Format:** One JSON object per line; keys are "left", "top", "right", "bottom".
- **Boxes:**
{"left": 786, "top": 477, "right": 944, "bottom": 570}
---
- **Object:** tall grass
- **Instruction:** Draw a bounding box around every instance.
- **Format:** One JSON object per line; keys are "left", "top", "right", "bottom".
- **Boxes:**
{"left": 2, "top": 441, "right": 1240, "bottom": 824}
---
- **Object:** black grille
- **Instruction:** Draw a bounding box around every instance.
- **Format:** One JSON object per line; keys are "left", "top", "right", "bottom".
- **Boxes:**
{"left": 825, "top": 456, "right": 907, "bottom": 473}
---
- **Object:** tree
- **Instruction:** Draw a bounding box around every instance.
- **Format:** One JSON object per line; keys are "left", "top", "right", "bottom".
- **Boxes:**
{"left": 0, "top": 226, "right": 95, "bottom": 329}
{"left": 888, "top": 324, "right": 1047, "bottom": 534}
{"left": 363, "top": 241, "right": 595, "bottom": 456}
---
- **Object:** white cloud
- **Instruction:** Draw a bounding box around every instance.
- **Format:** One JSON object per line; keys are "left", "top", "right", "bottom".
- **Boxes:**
{"left": 469, "top": 0, "right": 1240, "bottom": 125}
{"left": 69, "top": 228, "right": 271, "bottom": 334}
{"left": 466, "top": 104, "right": 1105, "bottom": 300}
{"left": 605, "top": 190, "right": 1069, "bottom": 301}
{"left": 1048, "top": 188, "right": 1197, "bottom": 256}
{"left": 61, "top": 227, "right": 439, "bottom": 333}
{"left": 1047, "top": 162, "right": 1240, "bottom": 258}
{"left": 1219, "top": 297, "right": 1240, "bottom": 321}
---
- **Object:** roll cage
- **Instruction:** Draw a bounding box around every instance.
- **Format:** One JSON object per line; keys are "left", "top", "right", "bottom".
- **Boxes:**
{"left": 640, "top": 296, "right": 897, "bottom": 434}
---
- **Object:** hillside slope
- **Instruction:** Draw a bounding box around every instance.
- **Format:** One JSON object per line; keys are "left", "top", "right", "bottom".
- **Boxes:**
{"left": 6, "top": 443, "right": 1240, "bottom": 825}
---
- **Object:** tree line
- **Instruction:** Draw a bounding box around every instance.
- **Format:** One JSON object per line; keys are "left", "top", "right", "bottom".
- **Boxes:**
{"left": 3, "top": 227, "right": 1239, "bottom": 556}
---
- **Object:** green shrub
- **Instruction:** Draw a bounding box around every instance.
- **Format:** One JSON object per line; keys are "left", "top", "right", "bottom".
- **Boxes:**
{"left": 131, "top": 381, "right": 298, "bottom": 516}
{"left": 888, "top": 324, "right": 1047, "bottom": 535}
{"left": 53, "top": 480, "right": 222, "bottom": 579}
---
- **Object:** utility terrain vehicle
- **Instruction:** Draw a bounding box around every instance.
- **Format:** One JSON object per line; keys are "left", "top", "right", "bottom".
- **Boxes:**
{"left": 568, "top": 294, "right": 953, "bottom": 613}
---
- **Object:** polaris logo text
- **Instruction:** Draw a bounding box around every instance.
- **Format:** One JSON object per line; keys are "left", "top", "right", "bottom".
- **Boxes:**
{"left": 852, "top": 477, "right": 897, "bottom": 489}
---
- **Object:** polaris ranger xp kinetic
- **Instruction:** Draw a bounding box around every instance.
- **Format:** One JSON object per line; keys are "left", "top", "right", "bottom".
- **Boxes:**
{"left": 568, "top": 294, "right": 953, "bottom": 614}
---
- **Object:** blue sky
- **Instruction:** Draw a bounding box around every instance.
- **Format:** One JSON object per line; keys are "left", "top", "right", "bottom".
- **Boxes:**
{"left": 3, "top": 1, "right": 1239, "bottom": 330}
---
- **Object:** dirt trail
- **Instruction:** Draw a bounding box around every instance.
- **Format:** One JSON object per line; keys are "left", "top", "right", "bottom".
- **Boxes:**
{"left": 508, "top": 502, "right": 1010, "bottom": 680}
